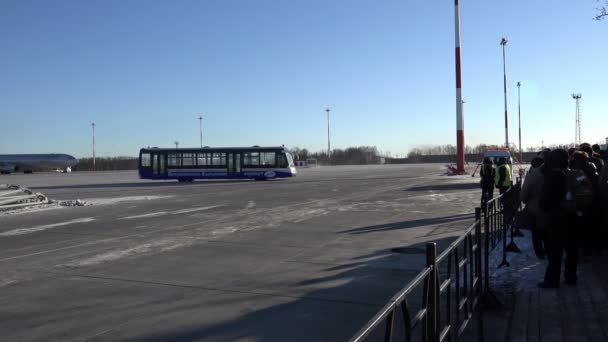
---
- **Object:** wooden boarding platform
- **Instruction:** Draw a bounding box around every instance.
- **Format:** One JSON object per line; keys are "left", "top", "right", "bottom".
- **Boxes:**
{"left": 472, "top": 256, "right": 608, "bottom": 342}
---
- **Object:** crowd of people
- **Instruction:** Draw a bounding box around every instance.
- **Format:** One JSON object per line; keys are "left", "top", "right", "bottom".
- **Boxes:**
{"left": 479, "top": 143, "right": 608, "bottom": 288}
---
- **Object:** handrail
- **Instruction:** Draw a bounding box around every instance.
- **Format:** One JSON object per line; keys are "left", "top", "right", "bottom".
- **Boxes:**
{"left": 350, "top": 266, "right": 432, "bottom": 342}
{"left": 351, "top": 179, "right": 523, "bottom": 342}
{"left": 436, "top": 220, "right": 477, "bottom": 264}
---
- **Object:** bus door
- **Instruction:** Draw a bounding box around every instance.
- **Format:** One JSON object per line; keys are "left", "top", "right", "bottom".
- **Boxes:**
{"left": 152, "top": 153, "right": 166, "bottom": 176}
{"left": 227, "top": 153, "right": 241, "bottom": 175}
{"left": 152, "top": 154, "right": 159, "bottom": 175}
{"left": 159, "top": 154, "right": 166, "bottom": 175}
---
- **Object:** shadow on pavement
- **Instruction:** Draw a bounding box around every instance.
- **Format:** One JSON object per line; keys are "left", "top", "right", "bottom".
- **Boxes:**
{"left": 406, "top": 182, "right": 479, "bottom": 192}
{"left": 128, "top": 237, "right": 459, "bottom": 342}
{"left": 339, "top": 213, "right": 474, "bottom": 235}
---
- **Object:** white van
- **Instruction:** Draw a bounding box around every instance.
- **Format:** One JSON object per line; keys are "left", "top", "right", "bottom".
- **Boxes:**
{"left": 483, "top": 149, "right": 513, "bottom": 165}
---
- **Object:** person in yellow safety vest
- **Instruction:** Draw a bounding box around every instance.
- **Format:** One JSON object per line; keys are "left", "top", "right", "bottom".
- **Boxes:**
{"left": 494, "top": 157, "right": 512, "bottom": 194}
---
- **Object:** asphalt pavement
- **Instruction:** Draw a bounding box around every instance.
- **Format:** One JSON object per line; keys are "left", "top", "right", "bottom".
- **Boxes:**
{"left": 0, "top": 164, "right": 482, "bottom": 341}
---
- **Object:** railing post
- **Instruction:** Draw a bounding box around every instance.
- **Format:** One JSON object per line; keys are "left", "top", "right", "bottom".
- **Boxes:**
{"left": 483, "top": 204, "right": 490, "bottom": 293}
{"left": 474, "top": 207, "right": 482, "bottom": 293}
{"left": 426, "top": 243, "right": 438, "bottom": 342}
{"left": 499, "top": 198, "right": 510, "bottom": 268}
{"left": 505, "top": 188, "right": 521, "bottom": 253}
{"left": 512, "top": 182, "right": 524, "bottom": 237}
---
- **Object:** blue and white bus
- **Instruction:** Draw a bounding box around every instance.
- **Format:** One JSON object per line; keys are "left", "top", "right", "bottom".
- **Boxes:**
{"left": 139, "top": 146, "right": 296, "bottom": 182}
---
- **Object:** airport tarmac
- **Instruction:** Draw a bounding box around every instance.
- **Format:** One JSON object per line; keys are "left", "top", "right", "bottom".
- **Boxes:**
{"left": 0, "top": 164, "right": 482, "bottom": 341}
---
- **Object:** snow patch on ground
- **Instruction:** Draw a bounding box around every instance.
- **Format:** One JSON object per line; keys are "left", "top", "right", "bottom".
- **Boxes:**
{"left": 63, "top": 238, "right": 192, "bottom": 267}
{"left": 120, "top": 205, "right": 224, "bottom": 220}
{"left": 120, "top": 212, "right": 168, "bottom": 220}
{"left": 211, "top": 226, "right": 239, "bottom": 237}
{"left": 0, "top": 195, "right": 174, "bottom": 217}
{"left": 172, "top": 205, "right": 224, "bottom": 214}
{"left": 83, "top": 195, "right": 173, "bottom": 206}
{"left": 0, "top": 217, "right": 96, "bottom": 237}
{"left": 0, "top": 277, "right": 20, "bottom": 287}
{"left": 488, "top": 230, "right": 545, "bottom": 293}
{"left": 0, "top": 203, "right": 65, "bottom": 217}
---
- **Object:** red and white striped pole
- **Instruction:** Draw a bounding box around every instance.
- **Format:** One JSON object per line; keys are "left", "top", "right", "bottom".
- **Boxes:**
{"left": 455, "top": 0, "right": 465, "bottom": 173}
{"left": 500, "top": 37, "right": 509, "bottom": 148}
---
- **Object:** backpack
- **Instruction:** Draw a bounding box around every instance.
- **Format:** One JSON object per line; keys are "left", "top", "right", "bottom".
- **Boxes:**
{"left": 560, "top": 169, "right": 594, "bottom": 216}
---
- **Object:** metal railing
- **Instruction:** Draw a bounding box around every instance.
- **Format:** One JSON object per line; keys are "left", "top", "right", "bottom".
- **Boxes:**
{"left": 351, "top": 181, "right": 523, "bottom": 342}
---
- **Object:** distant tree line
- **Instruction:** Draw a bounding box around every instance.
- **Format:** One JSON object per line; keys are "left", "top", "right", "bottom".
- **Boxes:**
{"left": 406, "top": 142, "right": 605, "bottom": 158}
{"left": 406, "top": 144, "right": 497, "bottom": 158}
{"left": 74, "top": 157, "right": 138, "bottom": 171}
{"left": 400, "top": 141, "right": 606, "bottom": 164}
{"left": 289, "top": 146, "right": 385, "bottom": 165}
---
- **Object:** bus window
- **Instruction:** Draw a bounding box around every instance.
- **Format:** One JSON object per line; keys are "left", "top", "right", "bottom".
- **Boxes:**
{"left": 141, "top": 153, "right": 151, "bottom": 167}
{"left": 260, "top": 152, "right": 276, "bottom": 166}
{"left": 277, "top": 154, "right": 288, "bottom": 168}
{"left": 168, "top": 153, "right": 180, "bottom": 167}
{"left": 183, "top": 153, "right": 194, "bottom": 166}
{"left": 197, "top": 153, "right": 209, "bottom": 166}
{"left": 250, "top": 152, "right": 260, "bottom": 166}
{"left": 212, "top": 153, "right": 226, "bottom": 166}
{"left": 244, "top": 152, "right": 260, "bottom": 167}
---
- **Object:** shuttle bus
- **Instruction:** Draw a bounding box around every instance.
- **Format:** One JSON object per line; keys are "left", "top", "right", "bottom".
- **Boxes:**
{"left": 138, "top": 146, "right": 296, "bottom": 182}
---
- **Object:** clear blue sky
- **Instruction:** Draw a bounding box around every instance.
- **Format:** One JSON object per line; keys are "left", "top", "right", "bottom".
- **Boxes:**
{"left": 1, "top": 0, "right": 606, "bottom": 157}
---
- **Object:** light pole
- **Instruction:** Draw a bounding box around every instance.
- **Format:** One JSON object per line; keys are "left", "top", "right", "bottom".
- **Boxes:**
{"left": 517, "top": 81, "right": 522, "bottom": 162}
{"left": 198, "top": 115, "right": 203, "bottom": 148}
{"left": 326, "top": 108, "right": 331, "bottom": 165}
{"left": 174, "top": 141, "right": 179, "bottom": 149}
{"left": 500, "top": 37, "right": 509, "bottom": 148}
{"left": 572, "top": 94, "right": 582, "bottom": 145}
{"left": 91, "top": 122, "right": 96, "bottom": 171}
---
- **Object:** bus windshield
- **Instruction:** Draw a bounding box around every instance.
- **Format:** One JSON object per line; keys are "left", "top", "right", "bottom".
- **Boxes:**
{"left": 286, "top": 152, "right": 294, "bottom": 167}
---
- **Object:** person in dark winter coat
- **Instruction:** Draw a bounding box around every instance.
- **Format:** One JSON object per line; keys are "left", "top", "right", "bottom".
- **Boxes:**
{"left": 600, "top": 160, "right": 608, "bottom": 248}
{"left": 539, "top": 149, "right": 578, "bottom": 288}
{"left": 568, "top": 148, "right": 576, "bottom": 164}
{"left": 479, "top": 157, "right": 495, "bottom": 208}
{"left": 521, "top": 155, "right": 550, "bottom": 259}
{"left": 580, "top": 143, "right": 603, "bottom": 174}
{"left": 570, "top": 151, "right": 599, "bottom": 256}
{"left": 571, "top": 151, "right": 599, "bottom": 191}
{"left": 592, "top": 144, "right": 606, "bottom": 161}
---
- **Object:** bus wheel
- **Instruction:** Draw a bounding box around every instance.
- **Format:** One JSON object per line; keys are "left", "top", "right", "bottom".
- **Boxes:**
{"left": 178, "top": 179, "right": 186, "bottom": 183}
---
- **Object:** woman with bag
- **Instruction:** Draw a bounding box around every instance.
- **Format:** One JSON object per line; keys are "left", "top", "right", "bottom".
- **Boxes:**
{"left": 521, "top": 154, "right": 550, "bottom": 259}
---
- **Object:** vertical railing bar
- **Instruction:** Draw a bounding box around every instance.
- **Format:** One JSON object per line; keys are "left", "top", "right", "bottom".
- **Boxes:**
{"left": 384, "top": 310, "right": 395, "bottom": 342}
{"left": 426, "top": 243, "right": 438, "bottom": 342}
{"left": 484, "top": 204, "right": 490, "bottom": 293}
{"left": 454, "top": 246, "right": 460, "bottom": 336}
{"left": 475, "top": 207, "right": 485, "bottom": 342}
{"left": 401, "top": 299, "right": 413, "bottom": 342}
{"left": 446, "top": 253, "right": 452, "bottom": 342}
{"left": 463, "top": 237, "right": 469, "bottom": 319}
{"left": 466, "top": 234, "right": 473, "bottom": 319}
